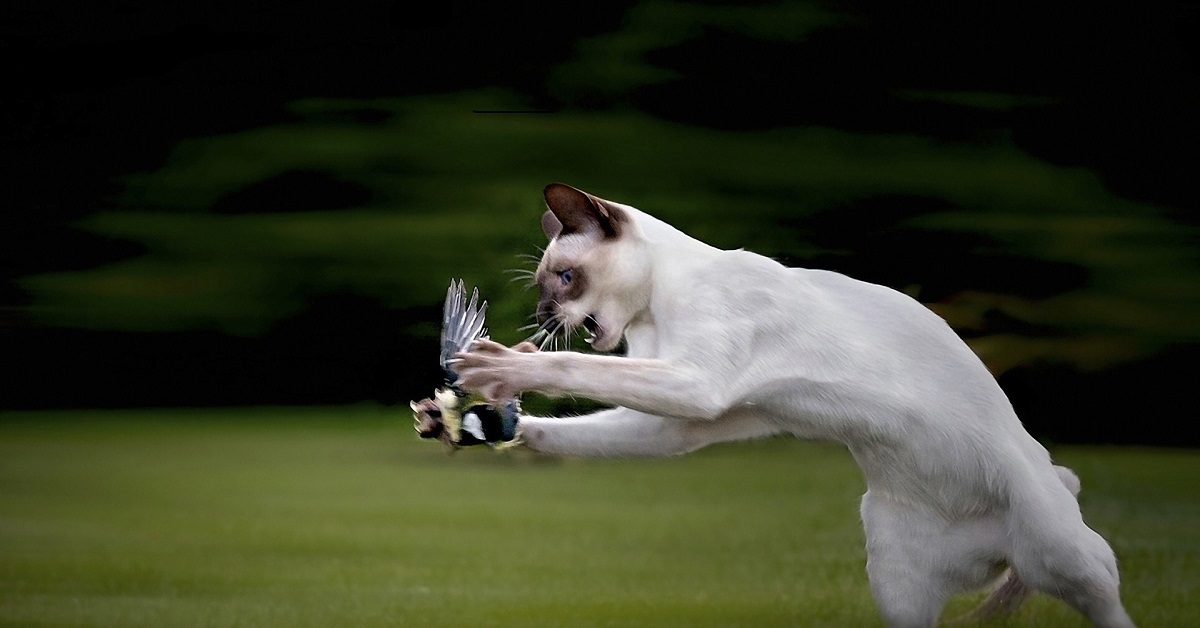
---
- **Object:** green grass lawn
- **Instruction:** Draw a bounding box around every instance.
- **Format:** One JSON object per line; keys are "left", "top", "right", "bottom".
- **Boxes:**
{"left": 1, "top": 406, "right": 1197, "bottom": 627}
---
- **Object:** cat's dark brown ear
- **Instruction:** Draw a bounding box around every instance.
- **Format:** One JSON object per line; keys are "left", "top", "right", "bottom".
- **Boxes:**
{"left": 543, "top": 183, "right": 624, "bottom": 239}
{"left": 541, "top": 210, "right": 562, "bottom": 240}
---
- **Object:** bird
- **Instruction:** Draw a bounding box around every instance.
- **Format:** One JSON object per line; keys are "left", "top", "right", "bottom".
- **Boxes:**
{"left": 411, "top": 279, "right": 521, "bottom": 450}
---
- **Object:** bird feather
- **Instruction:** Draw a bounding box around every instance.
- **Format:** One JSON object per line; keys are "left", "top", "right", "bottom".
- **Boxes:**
{"left": 439, "top": 279, "right": 489, "bottom": 382}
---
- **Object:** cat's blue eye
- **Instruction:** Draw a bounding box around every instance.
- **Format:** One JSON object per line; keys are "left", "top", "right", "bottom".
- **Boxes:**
{"left": 560, "top": 269, "right": 573, "bottom": 286}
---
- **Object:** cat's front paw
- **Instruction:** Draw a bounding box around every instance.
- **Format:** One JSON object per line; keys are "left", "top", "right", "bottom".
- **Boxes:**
{"left": 451, "top": 339, "right": 537, "bottom": 403}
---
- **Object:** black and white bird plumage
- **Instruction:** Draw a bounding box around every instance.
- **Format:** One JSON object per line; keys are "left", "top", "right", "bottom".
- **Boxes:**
{"left": 412, "top": 279, "right": 520, "bottom": 450}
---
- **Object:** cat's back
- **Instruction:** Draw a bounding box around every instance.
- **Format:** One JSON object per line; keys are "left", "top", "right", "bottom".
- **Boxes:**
{"left": 704, "top": 249, "right": 941, "bottom": 333}
{"left": 793, "top": 264, "right": 992, "bottom": 375}
{"left": 703, "top": 250, "right": 998, "bottom": 390}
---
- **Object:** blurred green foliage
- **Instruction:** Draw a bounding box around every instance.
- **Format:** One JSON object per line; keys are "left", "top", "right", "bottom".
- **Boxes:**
{"left": 20, "top": 89, "right": 1197, "bottom": 376}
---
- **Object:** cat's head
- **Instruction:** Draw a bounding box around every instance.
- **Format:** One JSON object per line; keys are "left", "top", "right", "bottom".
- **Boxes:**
{"left": 534, "top": 183, "right": 652, "bottom": 352}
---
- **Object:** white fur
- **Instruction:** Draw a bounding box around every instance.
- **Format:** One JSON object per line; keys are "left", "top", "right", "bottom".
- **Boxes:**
{"left": 454, "top": 192, "right": 1134, "bottom": 627}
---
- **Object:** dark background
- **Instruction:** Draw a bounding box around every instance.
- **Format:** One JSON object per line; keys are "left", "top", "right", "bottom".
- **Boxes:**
{"left": 2, "top": 1, "right": 1197, "bottom": 445}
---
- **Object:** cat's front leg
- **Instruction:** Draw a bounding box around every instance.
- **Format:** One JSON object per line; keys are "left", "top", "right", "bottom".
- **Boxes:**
{"left": 449, "top": 339, "right": 540, "bottom": 402}
{"left": 520, "top": 407, "right": 693, "bottom": 456}
{"left": 452, "top": 339, "right": 730, "bottom": 420}
{"left": 519, "top": 407, "right": 778, "bottom": 457}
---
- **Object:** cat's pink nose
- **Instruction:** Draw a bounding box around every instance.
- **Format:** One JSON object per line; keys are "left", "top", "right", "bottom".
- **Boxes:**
{"left": 535, "top": 299, "right": 556, "bottom": 324}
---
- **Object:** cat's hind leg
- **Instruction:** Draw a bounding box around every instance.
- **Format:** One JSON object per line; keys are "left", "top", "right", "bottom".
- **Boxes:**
{"left": 859, "top": 490, "right": 1015, "bottom": 627}
{"left": 1006, "top": 492, "right": 1135, "bottom": 628}
{"left": 859, "top": 491, "right": 955, "bottom": 628}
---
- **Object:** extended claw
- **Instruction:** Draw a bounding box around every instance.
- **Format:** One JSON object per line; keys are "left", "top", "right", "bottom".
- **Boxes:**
{"left": 410, "top": 398, "right": 444, "bottom": 439}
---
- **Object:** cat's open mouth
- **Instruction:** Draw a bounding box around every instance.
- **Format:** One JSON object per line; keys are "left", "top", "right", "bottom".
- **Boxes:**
{"left": 582, "top": 314, "right": 602, "bottom": 345}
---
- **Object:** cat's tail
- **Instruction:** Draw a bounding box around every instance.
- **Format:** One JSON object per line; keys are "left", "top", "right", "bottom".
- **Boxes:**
{"left": 954, "top": 464, "right": 1082, "bottom": 622}
{"left": 955, "top": 569, "right": 1033, "bottom": 622}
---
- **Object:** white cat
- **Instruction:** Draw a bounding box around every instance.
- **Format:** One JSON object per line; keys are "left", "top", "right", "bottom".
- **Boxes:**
{"left": 451, "top": 183, "right": 1134, "bottom": 627}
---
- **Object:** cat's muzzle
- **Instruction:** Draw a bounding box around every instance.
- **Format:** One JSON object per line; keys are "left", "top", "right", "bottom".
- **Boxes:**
{"left": 582, "top": 314, "right": 601, "bottom": 345}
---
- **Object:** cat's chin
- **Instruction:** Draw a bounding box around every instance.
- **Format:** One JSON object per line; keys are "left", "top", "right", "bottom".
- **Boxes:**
{"left": 588, "top": 335, "right": 620, "bottom": 352}
{"left": 582, "top": 314, "right": 619, "bottom": 352}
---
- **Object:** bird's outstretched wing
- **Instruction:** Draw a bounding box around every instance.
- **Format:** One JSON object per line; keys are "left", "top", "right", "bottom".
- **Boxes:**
{"left": 439, "top": 279, "right": 488, "bottom": 383}
{"left": 413, "top": 279, "right": 521, "bottom": 450}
